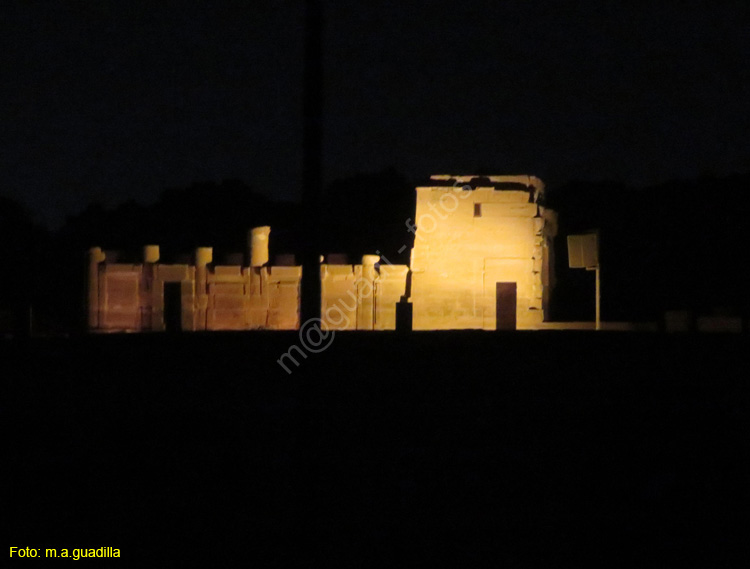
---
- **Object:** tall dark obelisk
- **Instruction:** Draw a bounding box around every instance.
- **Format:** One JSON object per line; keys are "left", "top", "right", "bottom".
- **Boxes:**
{"left": 300, "top": 0, "right": 322, "bottom": 325}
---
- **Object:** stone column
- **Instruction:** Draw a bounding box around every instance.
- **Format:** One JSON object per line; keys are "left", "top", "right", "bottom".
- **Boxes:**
{"left": 249, "top": 226, "right": 271, "bottom": 268}
{"left": 195, "top": 247, "right": 212, "bottom": 331}
{"left": 357, "top": 254, "right": 379, "bottom": 330}
{"left": 142, "top": 245, "right": 159, "bottom": 330}
{"left": 87, "top": 247, "right": 106, "bottom": 330}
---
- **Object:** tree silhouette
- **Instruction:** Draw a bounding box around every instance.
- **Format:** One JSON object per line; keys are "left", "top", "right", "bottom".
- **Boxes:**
{"left": 320, "top": 167, "right": 415, "bottom": 265}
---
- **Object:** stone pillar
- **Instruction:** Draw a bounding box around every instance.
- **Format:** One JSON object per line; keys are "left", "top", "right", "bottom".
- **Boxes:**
{"left": 195, "top": 247, "right": 212, "bottom": 331}
{"left": 87, "top": 247, "right": 106, "bottom": 330}
{"left": 357, "top": 254, "right": 379, "bottom": 330}
{"left": 141, "top": 245, "right": 159, "bottom": 330}
{"left": 249, "top": 226, "right": 271, "bottom": 268}
{"left": 143, "top": 245, "right": 160, "bottom": 264}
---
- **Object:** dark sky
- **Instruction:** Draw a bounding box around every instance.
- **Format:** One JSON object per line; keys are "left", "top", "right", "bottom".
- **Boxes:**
{"left": 2, "top": 1, "right": 749, "bottom": 227}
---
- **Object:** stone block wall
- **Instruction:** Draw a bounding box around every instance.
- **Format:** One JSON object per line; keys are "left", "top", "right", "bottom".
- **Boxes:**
{"left": 87, "top": 175, "right": 557, "bottom": 333}
{"left": 409, "top": 175, "right": 557, "bottom": 330}
{"left": 88, "top": 236, "right": 407, "bottom": 332}
{"left": 320, "top": 260, "right": 408, "bottom": 331}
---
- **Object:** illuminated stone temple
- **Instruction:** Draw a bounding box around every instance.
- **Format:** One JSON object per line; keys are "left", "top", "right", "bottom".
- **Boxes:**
{"left": 410, "top": 175, "right": 557, "bottom": 330}
{"left": 87, "top": 175, "right": 557, "bottom": 332}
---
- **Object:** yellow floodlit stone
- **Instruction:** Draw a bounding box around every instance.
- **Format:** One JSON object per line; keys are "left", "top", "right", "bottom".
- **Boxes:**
{"left": 143, "top": 245, "right": 160, "bottom": 264}
{"left": 410, "top": 175, "right": 556, "bottom": 330}
{"left": 250, "top": 226, "right": 271, "bottom": 267}
{"left": 86, "top": 174, "right": 555, "bottom": 332}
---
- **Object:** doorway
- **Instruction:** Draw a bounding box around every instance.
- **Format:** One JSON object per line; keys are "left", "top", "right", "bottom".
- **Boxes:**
{"left": 164, "top": 282, "right": 183, "bottom": 332}
{"left": 495, "top": 282, "right": 517, "bottom": 330}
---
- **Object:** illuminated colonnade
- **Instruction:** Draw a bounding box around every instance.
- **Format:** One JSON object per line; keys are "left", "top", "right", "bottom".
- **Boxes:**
{"left": 87, "top": 232, "right": 409, "bottom": 332}
{"left": 87, "top": 175, "right": 556, "bottom": 332}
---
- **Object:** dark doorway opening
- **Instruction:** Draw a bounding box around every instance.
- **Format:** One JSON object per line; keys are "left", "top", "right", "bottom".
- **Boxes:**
{"left": 164, "top": 282, "right": 182, "bottom": 332}
{"left": 396, "top": 301, "right": 413, "bottom": 332}
{"left": 496, "top": 282, "right": 517, "bottom": 331}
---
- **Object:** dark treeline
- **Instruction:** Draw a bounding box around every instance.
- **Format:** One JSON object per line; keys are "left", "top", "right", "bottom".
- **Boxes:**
{"left": 1, "top": 169, "right": 748, "bottom": 334}
{"left": 546, "top": 173, "right": 749, "bottom": 322}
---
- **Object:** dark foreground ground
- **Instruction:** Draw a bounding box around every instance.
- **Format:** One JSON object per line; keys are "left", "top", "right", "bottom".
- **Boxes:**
{"left": 5, "top": 331, "right": 749, "bottom": 566}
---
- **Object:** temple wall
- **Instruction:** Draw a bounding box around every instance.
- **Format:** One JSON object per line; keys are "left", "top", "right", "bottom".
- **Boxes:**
{"left": 206, "top": 266, "right": 248, "bottom": 331}
{"left": 320, "top": 261, "right": 408, "bottom": 331}
{"left": 98, "top": 264, "right": 142, "bottom": 331}
{"left": 409, "top": 177, "right": 557, "bottom": 330}
{"left": 266, "top": 266, "right": 302, "bottom": 330}
{"left": 374, "top": 264, "right": 410, "bottom": 330}
{"left": 88, "top": 246, "right": 407, "bottom": 333}
{"left": 90, "top": 259, "right": 299, "bottom": 333}
{"left": 86, "top": 176, "right": 555, "bottom": 333}
{"left": 320, "top": 264, "right": 359, "bottom": 330}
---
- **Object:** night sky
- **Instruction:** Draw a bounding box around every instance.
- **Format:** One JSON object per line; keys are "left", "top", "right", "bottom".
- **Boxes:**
{"left": 2, "top": 1, "right": 749, "bottom": 227}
